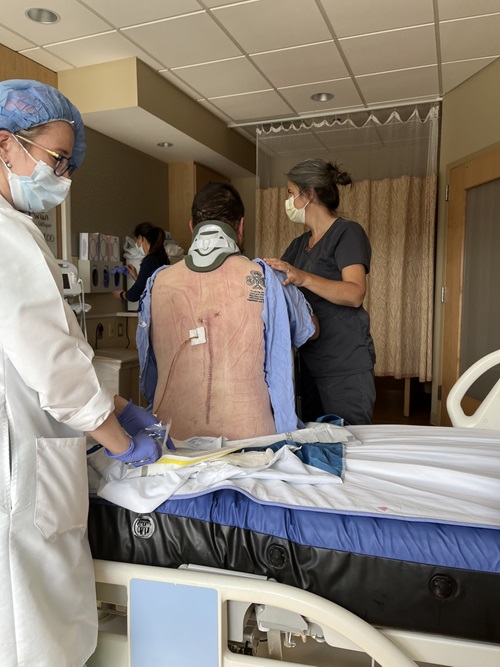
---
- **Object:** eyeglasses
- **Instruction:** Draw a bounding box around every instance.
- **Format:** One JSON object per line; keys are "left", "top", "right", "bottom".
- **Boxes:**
{"left": 15, "top": 134, "right": 75, "bottom": 177}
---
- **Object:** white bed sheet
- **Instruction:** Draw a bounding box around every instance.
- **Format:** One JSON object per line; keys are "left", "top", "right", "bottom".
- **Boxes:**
{"left": 88, "top": 424, "right": 500, "bottom": 529}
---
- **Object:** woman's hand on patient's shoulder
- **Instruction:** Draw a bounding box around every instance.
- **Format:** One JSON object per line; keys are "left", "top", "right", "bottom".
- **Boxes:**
{"left": 264, "top": 258, "right": 304, "bottom": 287}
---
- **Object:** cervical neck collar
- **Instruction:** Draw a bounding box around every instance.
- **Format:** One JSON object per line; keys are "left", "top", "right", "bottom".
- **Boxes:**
{"left": 186, "top": 220, "right": 241, "bottom": 272}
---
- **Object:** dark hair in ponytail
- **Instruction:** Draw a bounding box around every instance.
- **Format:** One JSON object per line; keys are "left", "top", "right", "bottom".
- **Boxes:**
{"left": 286, "top": 159, "right": 352, "bottom": 213}
{"left": 134, "top": 222, "right": 166, "bottom": 255}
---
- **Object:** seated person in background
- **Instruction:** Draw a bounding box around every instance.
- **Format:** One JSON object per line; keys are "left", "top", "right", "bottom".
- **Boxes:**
{"left": 137, "top": 182, "right": 319, "bottom": 442}
{"left": 112, "top": 221, "right": 169, "bottom": 304}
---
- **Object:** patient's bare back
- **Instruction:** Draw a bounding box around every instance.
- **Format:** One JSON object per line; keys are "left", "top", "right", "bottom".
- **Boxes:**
{"left": 151, "top": 257, "right": 276, "bottom": 440}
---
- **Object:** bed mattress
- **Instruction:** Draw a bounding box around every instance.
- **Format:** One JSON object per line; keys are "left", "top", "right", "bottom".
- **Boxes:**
{"left": 87, "top": 424, "right": 500, "bottom": 644}
{"left": 88, "top": 489, "right": 500, "bottom": 643}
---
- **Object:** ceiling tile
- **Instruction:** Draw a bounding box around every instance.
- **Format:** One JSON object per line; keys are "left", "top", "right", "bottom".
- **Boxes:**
{"left": 251, "top": 41, "right": 348, "bottom": 88}
{"left": 197, "top": 99, "right": 235, "bottom": 123}
{"left": 440, "top": 14, "right": 500, "bottom": 62}
{"left": 2, "top": 0, "right": 497, "bottom": 160}
{"left": 208, "top": 90, "right": 294, "bottom": 122}
{"left": 0, "top": 0, "right": 111, "bottom": 45}
{"left": 339, "top": 25, "right": 437, "bottom": 76}
{"left": 213, "top": 0, "right": 331, "bottom": 53}
{"left": 172, "top": 57, "right": 270, "bottom": 98}
{"left": 203, "top": 0, "right": 251, "bottom": 6}
{"left": 0, "top": 24, "right": 35, "bottom": 50}
{"left": 314, "top": 122, "right": 386, "bottom": 150}
{"left": 259, "top": 131, "right": 327, "bottom": 158}
{"left": 81, "top": 0, "right": 202, "bottom": 28}
{"left": 18, "top": 46, "right": 75, "bottom": 71}
{"left": 357, "top": 66, "right": 439, "bottom": 105}
{"left": 442, "top": 57, "right": 498, "bottom": 93}
{"left": 279, "top": 78, "right": 364, "bottom": 114}
{"left": 123, "top": 12, "right": 241, "bottom": 68}
{"left": 438, "top": 0, "right": 500, "bottom": 21}
{"left": 321, "top": 0, "right": 434, "bottom": 37}
{"left": 45, "top": 32, "right": 164, "bottom": 70}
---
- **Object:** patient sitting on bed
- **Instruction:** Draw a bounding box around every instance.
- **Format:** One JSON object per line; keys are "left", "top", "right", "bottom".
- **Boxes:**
{"left": 137, "top": 182, "right": 318, "bottom": 441}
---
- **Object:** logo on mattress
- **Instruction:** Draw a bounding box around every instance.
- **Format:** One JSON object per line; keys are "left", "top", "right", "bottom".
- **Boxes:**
{"left": 132, "top": 515, "right": 156, "bottom": 539}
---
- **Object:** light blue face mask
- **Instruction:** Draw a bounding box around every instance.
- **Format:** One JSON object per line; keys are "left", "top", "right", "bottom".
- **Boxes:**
{"left": 1, "top": 137, "right": 71, "bottom": 213}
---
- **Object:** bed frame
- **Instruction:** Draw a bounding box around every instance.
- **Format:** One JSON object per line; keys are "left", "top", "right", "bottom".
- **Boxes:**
{"left": 89, "top": 354, "right": 500, "bottom": 666}
{"left": 89, "top": 559, "right": 500, "bottom": 667}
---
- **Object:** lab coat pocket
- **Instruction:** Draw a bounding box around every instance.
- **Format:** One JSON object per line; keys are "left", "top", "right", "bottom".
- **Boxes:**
{"left": 34, "top": 437, "right": 89, "bottom": 541}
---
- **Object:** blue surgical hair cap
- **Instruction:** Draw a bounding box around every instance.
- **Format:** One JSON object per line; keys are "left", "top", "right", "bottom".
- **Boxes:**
{"left": 0, "top": 79, "right": 85, "bottom": 170}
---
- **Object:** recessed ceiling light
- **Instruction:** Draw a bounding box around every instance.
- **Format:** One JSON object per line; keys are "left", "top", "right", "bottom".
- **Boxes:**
{"left": 25, "top": 8, "right": 61, "bottom": 24}
{"left": 157, "top": 141, "right": 173, "bottom": 148}
{"left": 310, "top": 92, "right": 334, "bottom": 102}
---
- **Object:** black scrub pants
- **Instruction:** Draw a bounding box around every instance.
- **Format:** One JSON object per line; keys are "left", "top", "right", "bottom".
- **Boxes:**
{"left": 297, "top": 357, "right": 376, "bottom": 425}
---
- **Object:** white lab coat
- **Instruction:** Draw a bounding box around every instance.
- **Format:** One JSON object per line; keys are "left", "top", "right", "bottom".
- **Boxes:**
{"left": 0, "top": 195, "right": 114, "bottom": 667}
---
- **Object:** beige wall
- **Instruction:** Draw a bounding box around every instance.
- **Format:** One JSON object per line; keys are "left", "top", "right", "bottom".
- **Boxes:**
{"left": 137, "top": 60, "right": 255, "bottom": 175}
{"left": 232, "top": 176, "right": 257, "bottom": 259}
{"left": 59, "top": 58, "right": 256, "bottom": 176}
{"left": 69, "top": 128, "right": 169, "bottom": 350}
{"left": 70, "top": 127, "right": 169, "bottom": 257}
{"left": 431, "top": 57, "right": 500, "bottom": 424}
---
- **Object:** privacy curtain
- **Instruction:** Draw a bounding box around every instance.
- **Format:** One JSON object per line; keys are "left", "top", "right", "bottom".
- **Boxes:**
{"left": 255, "top": 106, "right": 439, "bottom": 381}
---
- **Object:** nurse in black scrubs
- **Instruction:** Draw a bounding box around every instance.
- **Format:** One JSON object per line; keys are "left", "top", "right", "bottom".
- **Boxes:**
{"left": 265, "top": 158, "right": 376, "bottom": 425}
{"left": 112, "top": 221, "right": 170, "bottom": 304}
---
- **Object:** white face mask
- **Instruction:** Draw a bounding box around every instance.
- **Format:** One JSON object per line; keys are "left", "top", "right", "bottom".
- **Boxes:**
{"left": 285, "top": 192, "right": 309, "bottom": 224}
{"left": 135, "top": 243, "right": 145, "bottom": 257}
{"left": 1, "top": 138, "right": 71, "bottom": 213}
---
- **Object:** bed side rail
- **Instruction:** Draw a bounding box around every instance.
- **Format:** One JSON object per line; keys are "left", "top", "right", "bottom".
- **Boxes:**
{"left": 92, "top": 560, "right": 500, "bottom": 667}
{"left": 92, "top": 559, "right": 420, "bottom": 667}
{"left": 447, "top": 349, "right": 500, "bottom": 429}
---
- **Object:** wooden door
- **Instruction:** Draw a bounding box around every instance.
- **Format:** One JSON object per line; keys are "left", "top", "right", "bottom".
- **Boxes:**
{"left": 168, "top": 162, "right": 229, "bottom": 253}
{"left": 441, "top": 146, "right": 500, "bottom": 424}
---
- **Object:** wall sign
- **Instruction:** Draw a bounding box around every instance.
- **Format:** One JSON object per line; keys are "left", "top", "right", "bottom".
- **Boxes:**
{"left": 32, "top": 207, "right": 58, "bottom": 257}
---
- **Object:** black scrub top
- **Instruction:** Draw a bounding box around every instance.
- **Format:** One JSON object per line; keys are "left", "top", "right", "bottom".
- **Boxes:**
{"left": 282, "top": 217, "right": 376, "bottom": 377}
{"left": 125, "top": 248, "right": 170, "bottom": 302}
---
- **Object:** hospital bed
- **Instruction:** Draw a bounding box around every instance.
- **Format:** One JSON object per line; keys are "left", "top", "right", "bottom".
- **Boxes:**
{"left": 87, "top": 354, "right": 500, "bottom": 667}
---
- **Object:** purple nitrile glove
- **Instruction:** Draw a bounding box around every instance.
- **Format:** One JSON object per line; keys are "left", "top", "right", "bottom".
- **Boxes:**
{"left": 117, "top": 399, "right": 160, "bottom": 437}
{"left": 105, "top": 430, "right": 163, "bottom": 468}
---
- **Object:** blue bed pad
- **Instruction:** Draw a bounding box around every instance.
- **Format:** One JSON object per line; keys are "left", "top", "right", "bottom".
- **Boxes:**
{"left": 144, "top": 489, "right": 500, "bottom": 574}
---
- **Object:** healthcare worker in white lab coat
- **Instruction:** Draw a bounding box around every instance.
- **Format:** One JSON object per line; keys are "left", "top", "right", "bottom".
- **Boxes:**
{"left": 0, "top": 80, "right": 163, "bottom": 667}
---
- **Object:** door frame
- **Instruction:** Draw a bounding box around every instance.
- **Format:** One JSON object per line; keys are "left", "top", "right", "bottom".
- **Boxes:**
{"left": 441, "top": 145, "right": 500, "bottom": 424}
